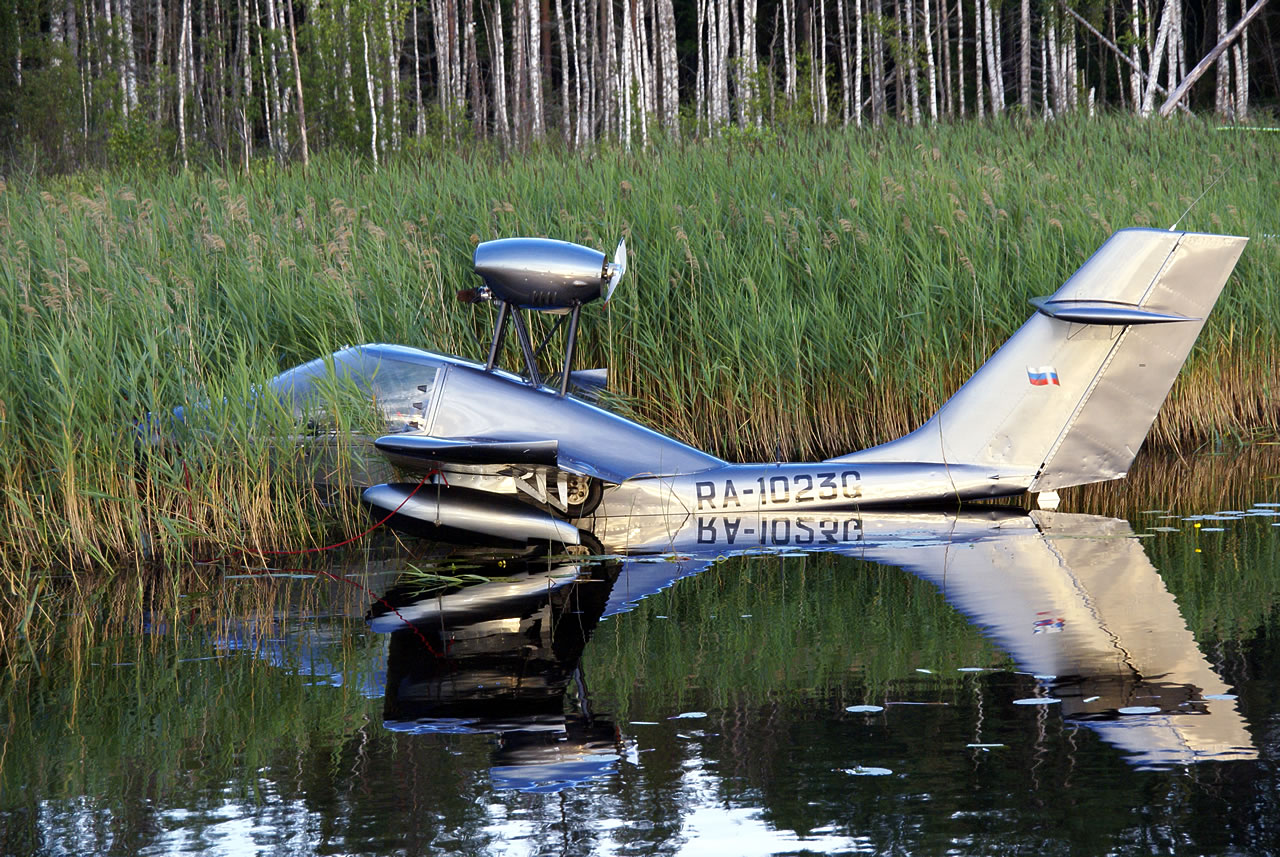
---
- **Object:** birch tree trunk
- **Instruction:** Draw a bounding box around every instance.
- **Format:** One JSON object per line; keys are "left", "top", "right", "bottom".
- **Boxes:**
{"left": 239, "top": 0, "right": 252, "bottom": 163}
{"left": 987, "top": 0, "right": 1004, "bottom": 109}
{"left": 1131, "top": 0, "right": 1143, "bottom": 111}
{"left": 413, "top": 4, "right": 424, "bottom": 135}
{"left": 957, "top": 0, "right": 966, "bottom": 116}
{"left": 554, "top": 0, "right": 571, "bottom": 139}
{"left": 491, "top": 0, "right": 511, "bottom": 144}
{"left": 870, "top": 0, "right": 884, "bottom": 124}
{"left": 527, "top": 0, "right": 545, "bottom": 137}
{"left": 1233, "top": 32, "right": 1248, "bottom": 116}
{"left": 837, "top": 0, "right": 850, "bottom": 123}
{"left": 120, "top": 0, "right": 138, "bottom": 114}
{"left": 923, "top": 0, "right": 937, "bottom": 119}
{"left": 178, "top": 0, "right": 190, "bottom": 166}
{"left": 1140, "top": 0, "right": 1173, "bottom": 115}
{"left": 1019, "top": 0, "right": 1030, "bottom": 111}
{"left": 816, "top": 0, "right": 829, "bottom": 124}
{"left": 906, "top": 0, "right": 919, "bottom": 122}
{"left": 363, "top": 24, "right": 379, "bottom": 162}
{"left": 285, "top": 0, "right": 309, "bottom": 165}
{"left": 783, "top": 0, "right": 796, "bottom": 104}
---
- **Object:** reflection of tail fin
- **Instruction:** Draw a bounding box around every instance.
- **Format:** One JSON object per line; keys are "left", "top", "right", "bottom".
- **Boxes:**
{"left": 833, "top": 229, "right": 1247, "bottom": 491}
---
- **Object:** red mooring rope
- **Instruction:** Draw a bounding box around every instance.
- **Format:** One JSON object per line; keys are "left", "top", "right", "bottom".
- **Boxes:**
{"left": 202, "top": 471, "right": 448, "bottom": 656}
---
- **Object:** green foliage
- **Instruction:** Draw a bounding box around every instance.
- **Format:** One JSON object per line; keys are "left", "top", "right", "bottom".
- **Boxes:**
{"left": 107, "top": 112, "right": 166, "bottom": 171}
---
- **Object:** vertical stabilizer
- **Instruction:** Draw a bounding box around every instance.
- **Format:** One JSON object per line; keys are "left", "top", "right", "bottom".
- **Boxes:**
{"left": 831, "top": 229, "right": 1247, "bottom": 491}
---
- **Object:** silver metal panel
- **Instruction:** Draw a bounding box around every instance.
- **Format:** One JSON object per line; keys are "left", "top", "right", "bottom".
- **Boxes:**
{"left": 591, "top": 461, "right": 1037, "bottom": 528}
{"left": 428, "top": 363, "right": 723, "bottom": 483}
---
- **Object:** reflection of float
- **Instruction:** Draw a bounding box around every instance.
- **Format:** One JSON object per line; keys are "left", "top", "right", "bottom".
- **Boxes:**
{"left": 370, "top": 559, "right": 627, "bottom": 792}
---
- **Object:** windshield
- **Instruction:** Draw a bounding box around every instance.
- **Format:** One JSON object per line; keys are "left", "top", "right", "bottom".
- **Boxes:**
{"left": 268, "top": 346, "right": 440, "bottom": 433}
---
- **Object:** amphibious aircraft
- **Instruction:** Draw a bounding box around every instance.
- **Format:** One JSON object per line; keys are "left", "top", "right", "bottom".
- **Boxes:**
{"left": 264, "top": 227, "right": 1246, "bottom": 548}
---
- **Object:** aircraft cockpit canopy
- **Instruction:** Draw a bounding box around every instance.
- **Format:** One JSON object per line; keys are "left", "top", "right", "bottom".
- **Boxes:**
{"left": 267, "top": 344, "right": 443, "bottom": 433}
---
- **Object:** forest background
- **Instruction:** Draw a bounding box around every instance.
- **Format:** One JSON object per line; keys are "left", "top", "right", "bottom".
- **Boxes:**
{"left": 1, "top": 0, "right": 1278, "bottom": 169}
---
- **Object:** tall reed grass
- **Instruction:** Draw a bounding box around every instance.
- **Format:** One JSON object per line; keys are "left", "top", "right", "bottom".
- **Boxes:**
{"left": 1, "top": 116, "right": 1278, "bottom": 577}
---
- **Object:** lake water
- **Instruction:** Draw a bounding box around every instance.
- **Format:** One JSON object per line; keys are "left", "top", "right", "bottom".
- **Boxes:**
{"left": 3, "top": 451, "right": 1279, "bottom": 856}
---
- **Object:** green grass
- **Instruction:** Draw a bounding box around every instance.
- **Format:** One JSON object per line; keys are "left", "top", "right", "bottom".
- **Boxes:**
{"left": 1, "top": 115, "right": 1279, "bottom": 578}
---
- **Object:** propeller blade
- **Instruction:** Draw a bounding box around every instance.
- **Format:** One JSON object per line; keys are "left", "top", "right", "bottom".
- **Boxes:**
{"left": 604, "top": 237, "right": 627, "bottom": 302}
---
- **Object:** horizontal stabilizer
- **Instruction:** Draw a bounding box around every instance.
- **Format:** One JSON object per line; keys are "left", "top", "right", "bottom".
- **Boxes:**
{"left": 375, "top": 435, "right": 558, "bottom": 471}
{"left": 1028, "top": 297, "right": 1200, "bottom": 325}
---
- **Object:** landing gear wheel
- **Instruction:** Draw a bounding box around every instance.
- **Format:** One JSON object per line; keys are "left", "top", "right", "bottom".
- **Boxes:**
{"left": 562, "top": 474, "right": 603, "bottom": 518}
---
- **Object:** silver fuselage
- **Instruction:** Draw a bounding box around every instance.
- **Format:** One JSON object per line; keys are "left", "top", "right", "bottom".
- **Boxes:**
{"left": 378, "top": 346, "right": 1032, "bottom": 519}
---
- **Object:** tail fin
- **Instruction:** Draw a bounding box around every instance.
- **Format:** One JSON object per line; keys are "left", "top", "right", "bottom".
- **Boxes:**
{"left": 832, "top": 228, "right": 1247, "bottom": 491}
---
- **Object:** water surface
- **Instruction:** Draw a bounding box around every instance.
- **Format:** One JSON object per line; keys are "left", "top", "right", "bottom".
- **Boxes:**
{"left": 3, "top": 453, "right": 1279, "bottom": 856}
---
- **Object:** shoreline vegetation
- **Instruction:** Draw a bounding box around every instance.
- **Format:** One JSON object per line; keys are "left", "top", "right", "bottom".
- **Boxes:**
{"left": 0, "top": 117, "right": 1278, "bottom": 582}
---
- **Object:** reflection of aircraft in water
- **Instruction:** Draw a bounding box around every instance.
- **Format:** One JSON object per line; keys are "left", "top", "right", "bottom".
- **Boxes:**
{"left": 366, "top": 507, "right": 1254, "bottom": 775}
{"left": 597, "top": 507, "right": 1257, "bottom": 767}
{"left": 368, "top": 559, "right": 626, "bottom": 792}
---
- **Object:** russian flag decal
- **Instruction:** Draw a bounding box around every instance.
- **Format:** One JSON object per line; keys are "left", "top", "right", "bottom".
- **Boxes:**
{"left": 1027, "top": 366, "right": 1060, "bottom": 386}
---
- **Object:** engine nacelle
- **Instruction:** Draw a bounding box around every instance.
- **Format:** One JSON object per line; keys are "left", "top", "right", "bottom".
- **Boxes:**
{"left": 473, "top": 237, "right": 610, "bottom": 310}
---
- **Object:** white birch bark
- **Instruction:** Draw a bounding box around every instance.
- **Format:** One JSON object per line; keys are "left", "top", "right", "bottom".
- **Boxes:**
{"left": 854, "top": 0, "right": 863, "bottom": 125}
{"left": 491, "top": 0, "right": 511, "bottom": 143}
{"left": 240, "top": 0, "right": 251, "bottom": 162}
{"left": 554, "top": 0, "right": 571, "bottom": 139}
{"left": 570, "top": 0, "right": 586, "bottom": 142}
{"left": 1140, "top": 0, "right": 1173, "bottom": 115}
{"left": 974, "top": 0, "right": 986, "bottom": 116}
{"left": 837, "top": 0, "right": 850, "bottom": 124}
{"left": 923, "top": 0, "right": 937, "bottom": 119}
{"left": 601, "top": 0, "right": 616, "bottom": 139}
{"left": 957, "top": 0, "right": 966, "bottom": 116}
{"left": 527, "top": 0, "right": 544, "bottom": 137}
{"left": 363, "top": 24, "right": 379, "bottom": 163}
{"left": 640, "top": 0, "right": 657, "bottom": 128}
{"left": 783, "top": 0, "right": 796, "bottom": 103}
{"left": 512, "top": 0, "right": 528, "bottom": 138}
{"left": 816, "top": 0, "right": 829, "bottom": 123}
{"left": 386, "top": 0, "right": 401, "bottom": 149}
{"left": 906, "top": 0, "right": 919, "bottom": 122}
{"left": 285, "top": 0, "right": 309, "bottom": 165}
{"left": 1047, "top": 9, "right": 1060, "bottom": 113}
{"left": 621, "top": 0, "right": 634, "bottom": 144}
{"left": 120, "top": 0, "right": 138, "bottom": 113}
{"left": 1131, "top": 0, "right": 1143, "bottom": 111}
{"left": 657, "top": 0, "right": 678, "bottom": 133}
{"left": 718, "top": 0, "right": 731, "bottom": 125}
{"left": 871, "top": 0, "right": 885, "bottom": 123}
{"left": 1041, "top": 29, "right": 1050, "bottom": 116}
{"left": 1233, "top": 35, "right": 1248, "bottom": 116}
{"left": 178, "top": 0, "right": 190, "bottom": 166}
{"left": 413, "top": 4, "right": 424, "bottom": 135}
{"left": 1067, "top": 13, "right": 1078, "bottom": 110}
{"left": 1019, "top": 0, "right": 1029, "bottom": 111}
{"left": 989, "top": 0, "right": 1005, "bottom": 109}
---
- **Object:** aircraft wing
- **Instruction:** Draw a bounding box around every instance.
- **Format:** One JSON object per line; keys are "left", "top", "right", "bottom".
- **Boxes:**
{"left": 373, "top": 434, "right": 560, "bottom": 471}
